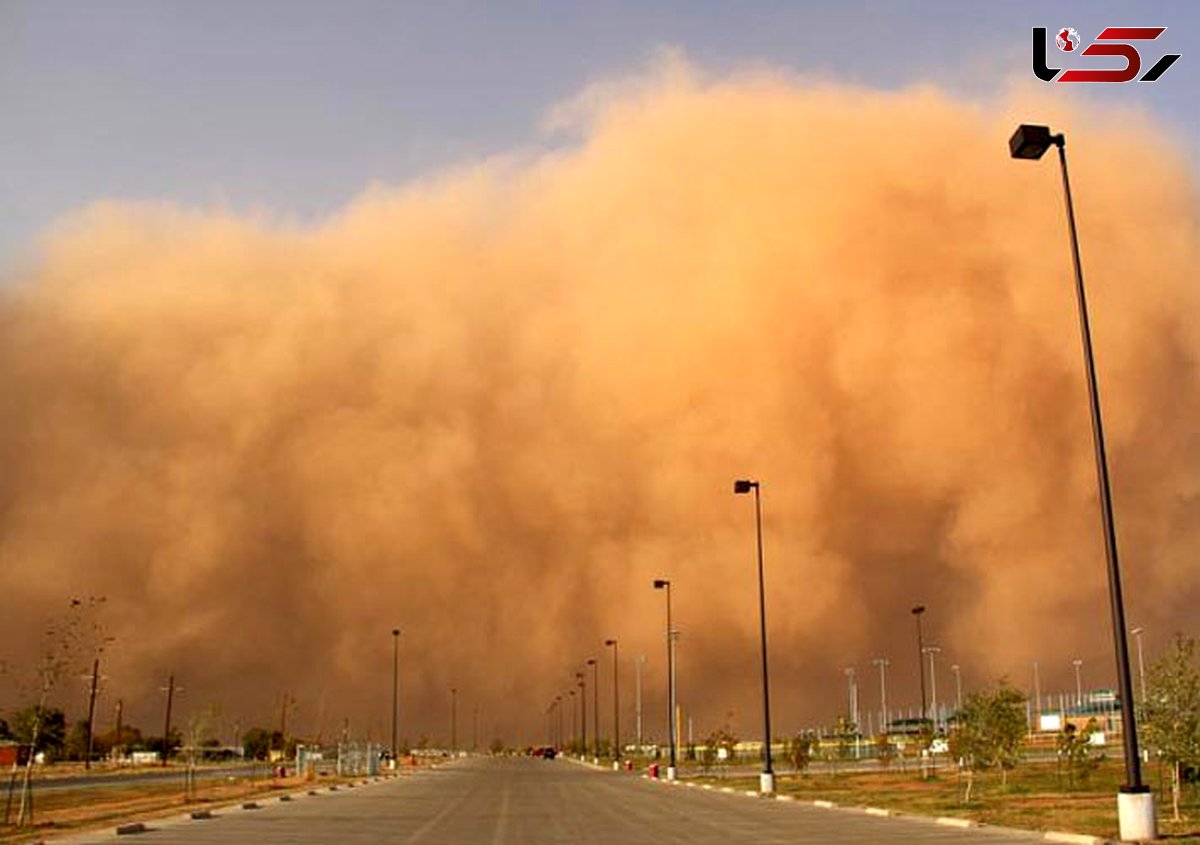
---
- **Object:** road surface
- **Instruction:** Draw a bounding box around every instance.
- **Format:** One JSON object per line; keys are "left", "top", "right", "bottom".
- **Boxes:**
{"left": 54, "top": 756, "right": 1054, "bottom": 844}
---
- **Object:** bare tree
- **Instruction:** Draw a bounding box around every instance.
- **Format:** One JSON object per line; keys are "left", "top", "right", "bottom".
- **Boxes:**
{"left": 12, "top": 597, "right": 108, "bottom": 826}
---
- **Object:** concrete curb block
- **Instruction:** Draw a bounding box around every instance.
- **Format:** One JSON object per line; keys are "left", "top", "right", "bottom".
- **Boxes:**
{"left": 1044, "top": 833, "right": 1108, "bottom": 845}
{"left": 775, "top": 794, "right": 795, "bottom": 802}
{"left": 865, "top": 807, "right": 890, "bottom": 816}
{"left": 936, "top": 817, "right": 975, "bottom": 828}
{"left": 743, "top": 790, "right": 758, "bottom": 797}
{"left": 720, "top": 787, "right": 735, "bottom": 793}
{"left": 116, "top": 823, "right": 147, "bottom": 835}
{"left": 813, "top": 799, "right": 836, "bottom": 808}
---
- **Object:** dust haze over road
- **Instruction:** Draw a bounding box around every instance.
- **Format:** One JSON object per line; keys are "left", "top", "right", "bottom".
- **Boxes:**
{"left": 1, "top": 59, "right": 1197, "bottom": 746}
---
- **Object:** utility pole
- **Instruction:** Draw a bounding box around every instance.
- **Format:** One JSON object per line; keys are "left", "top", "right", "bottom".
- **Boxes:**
{"left": 160, "top": 675, "right": 176, "bottom": 767}
{"left": 84, "top": 657, "right": 100, "bottom": 770}
{"left": 114, "top": 699, "right": 124, "bottom": 761}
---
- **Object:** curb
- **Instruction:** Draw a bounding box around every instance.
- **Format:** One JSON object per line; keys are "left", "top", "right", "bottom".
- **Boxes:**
{"left": 116, "top": 822, "right": 147, "bottom": 835}
{"left": 936, "top": 816, "right": 975, "bottom": 828}
{"left": 1045, "top": 833, "right": 1110, "bottom": 845}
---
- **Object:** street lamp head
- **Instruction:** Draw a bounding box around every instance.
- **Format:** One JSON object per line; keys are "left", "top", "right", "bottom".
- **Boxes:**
{"left": 605, "top": 638, "right": 617, "bottom": 646}
{"left": 653, "top": 579, "right": 669, "bottom": 589}
{"left": 1009, "top": 124, "right": 1062, "bottom": 160}
{"left": 392, "top": 628, "right": 400, "bottom": 637}
{"left": 911, "top": 605, "right": 925, "bottom": 616}
{"left": 733, "top": 479, "right": 757, "bottom": 494}
{"left": 587, "top": 658, "right": 596, "bottom": 666}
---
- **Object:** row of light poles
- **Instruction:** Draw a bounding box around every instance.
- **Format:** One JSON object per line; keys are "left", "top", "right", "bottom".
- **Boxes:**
{"left": 382, "top": 123, "right": 1153, "bottom": 837}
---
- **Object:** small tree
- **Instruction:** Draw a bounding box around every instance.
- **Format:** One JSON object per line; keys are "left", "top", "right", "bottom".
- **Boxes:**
{"left": 874, "top": 732, "right": 896, "bottom": 768}
{"left": 702, "top": 727, "right": 737, "bottom": 777}
{"left": 1139, "top": 634, "right": 1200, "bottom": 822}
{"left": 785, "top": 732, "right": 816, "bottom": 774}
{"left": 948, "top": 682, "right": 1026, "bottom": 801}
{"left": 10, "top": 706, "right": 67, "bottom": 760}
{"left": 1057, "top": 720, "right": 1104, "bottom": 788}
{"left": 242, "top": 727, "right": 276, "bottom": 761}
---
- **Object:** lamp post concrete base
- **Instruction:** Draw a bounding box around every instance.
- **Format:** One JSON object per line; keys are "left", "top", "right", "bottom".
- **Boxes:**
{"left": 612, "top": 761, "right": 619, "bottom": 771}
{"left": 666, "top": 765, "right": 677, "bottom": 781}
{"left": 759, "top": 772, "right": 775, "bottom": 795}
{"left": 1118, "top": 790, "right": 1156, "bottom": 842}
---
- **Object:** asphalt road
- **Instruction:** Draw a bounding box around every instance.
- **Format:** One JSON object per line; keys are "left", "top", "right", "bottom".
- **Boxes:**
{"left": 53, "top": 756, "right": 1056, "bottom": 845}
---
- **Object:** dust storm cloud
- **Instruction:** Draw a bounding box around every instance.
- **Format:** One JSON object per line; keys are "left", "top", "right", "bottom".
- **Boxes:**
{"left": 1, "top": 65, "right": 1197, "bottom": 745}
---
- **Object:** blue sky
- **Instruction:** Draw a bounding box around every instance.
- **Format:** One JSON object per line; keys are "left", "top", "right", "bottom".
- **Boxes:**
{"left": 2, "top": 0, "right": 1196, "bottom": 268}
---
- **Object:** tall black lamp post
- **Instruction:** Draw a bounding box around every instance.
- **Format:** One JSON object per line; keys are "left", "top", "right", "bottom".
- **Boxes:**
{"left": 734, "top": 479, "right": 775, "bottom": 795}
{"left": 1009, "top": 123, "right": 1153, "bottom": 842}
{"left": 587, "top": 657, "right": 599, "bottom": 761}
{"left": 652, "top": 578, "right": 677, "bottom": 780}
{"left": 576, "top": 671, "right": 587, "bottom": 760}
{"left": 911, "top": 606, "right": 927, "bottom": 724}
{"left": 604, "top": 638, "right": 621, "bottom": 768}
{"left": 391, "top": 628, "right": 400, "bottom": 765}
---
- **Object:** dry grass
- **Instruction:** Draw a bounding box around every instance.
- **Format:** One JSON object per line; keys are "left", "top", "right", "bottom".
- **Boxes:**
{"left": 697, "top": 758, "right": 1200, "bottom": 843}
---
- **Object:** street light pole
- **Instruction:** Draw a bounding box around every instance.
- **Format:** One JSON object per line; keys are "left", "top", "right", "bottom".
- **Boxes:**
{"left": 587, "top": 657, "right": 599, "bottom": 762}
{"left": 391, "top": 628, "right": 400, "bottom": 763}
{"left": 911, "top": 606, "right": 927, "bottom": 724}
{"left": 635, "top": 654, "right": 645, "bottom": 749}
{"left": 576, "top": 671, "right": 586, "bottom": 759}
{"left": 605, "top": 639, "right": 620, "bottom": 767}
{"left": 1131, "top": 627, "right": 1147, "bottom": 703}
{"left": 1009, "top": 123, "right": 1153, "bottom": 842}
{"left": 1073, "top": 659, "right": 1084, "bottom": 708}
{"left": 569, "top": 689, "right": 577, "bottom": 751}
{"left": 450, "top": 687, "right": 457, "bottom": 752}
{"left": 1033, "top": 660, "right": 1042, "bottom": 718}
{"left": 734, "top": 479, "right": 775, "bottom": 795}
{"left": 924, "top": 647, "right": 941, "bottom": 730}
{"left": 844, "top": 667, "right": 858, "bottom": 728}
{"left": 653, "top": 579, "right": 677, "bottom": 780}
{"left": 872, "top": 657, "right": 890, "bottom": 732}
{"left": 951, "top": 664, "right": 963, "bottom": 714}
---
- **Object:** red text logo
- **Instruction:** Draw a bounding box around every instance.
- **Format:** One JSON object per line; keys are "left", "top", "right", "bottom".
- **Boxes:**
{"left": 1033, "top": 27, "right": 1180, "bottom": 82}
